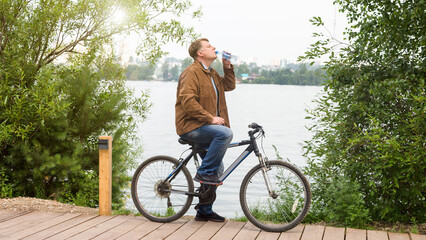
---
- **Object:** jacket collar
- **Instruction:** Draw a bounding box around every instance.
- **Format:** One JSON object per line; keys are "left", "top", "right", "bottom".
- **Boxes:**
{"left": 194, "top": 60, "right": 212, "bottom": 74}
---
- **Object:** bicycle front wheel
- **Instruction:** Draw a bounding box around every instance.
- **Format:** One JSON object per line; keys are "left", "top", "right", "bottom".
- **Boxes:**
{"left": 131, "top": 155, "right": 194, "bottom": 222}
{"left": 240, "top": 160, "right": 311, "bottom": 232}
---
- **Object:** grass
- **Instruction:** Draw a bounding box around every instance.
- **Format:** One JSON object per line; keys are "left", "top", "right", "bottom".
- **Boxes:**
{"left": 230, "top": 213, "right": 248, "bottom": 222}
{"left": 113, "top": 208, "right": 138, "bottom": 216}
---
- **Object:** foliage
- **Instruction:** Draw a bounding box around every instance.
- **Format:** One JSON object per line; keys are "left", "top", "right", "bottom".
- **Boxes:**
{"left": 181, "top": 57, "right": 194, "bottom": 71}
{"left": 0, "top": 0, "right": 200, "bottom": 209}
{"left": 231, "top": 214, "right": 248, "bottom": 222}
{"left": 126, "top": 64, "right": 156, "bottom": 80}
{"left": 113, "top": 208, "right": 135, "bottom": 215}
{"left": 248, "top": 64, "right": 326, "bottom": 85}
{"left": 159, "top": 58, "right": 181, "bottom": 81}
{"left": 0, "top": 167, "right": 13, "bottom": 198}
{"left": 212, "top": 60, "right": 326, "bottom": 86}
{"left": 126, "top": 56, "right": 325, "bottom": 85}
{"left": 309, "top": 174, "right": 370, "bottom": 227}
{"left": 301, "top": 0, "right": 425, "bottom": 224}
{"left": 57, "top": 170, "right": 99, "bottom": 208}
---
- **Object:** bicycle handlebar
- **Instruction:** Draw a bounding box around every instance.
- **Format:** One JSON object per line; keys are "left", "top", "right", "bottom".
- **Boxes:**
{"left": 248, "top": 122, "right": 262, "bottom": 129}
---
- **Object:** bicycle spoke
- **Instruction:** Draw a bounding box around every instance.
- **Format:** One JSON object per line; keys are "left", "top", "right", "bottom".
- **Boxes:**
{"left": 240, "top": 161, "right": 310, "bottom": 232}
{"left": 132, "top": 156, "right": 194, "bottom": 222}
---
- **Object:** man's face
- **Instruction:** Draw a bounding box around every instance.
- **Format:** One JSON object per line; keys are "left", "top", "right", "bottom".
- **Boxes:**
{"left": 198, "top": 41, "right": 217, "bottom": 60}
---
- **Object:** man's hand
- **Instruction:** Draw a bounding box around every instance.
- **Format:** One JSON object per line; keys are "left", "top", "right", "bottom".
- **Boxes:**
{"left": 223, "top": 51, "right": 232, "bottom": 69}
{"left": 212, "top": 116, "right": 225, "bottom": 125}
{"left": 223, "top": 59, "right": 232, "bottom": 69}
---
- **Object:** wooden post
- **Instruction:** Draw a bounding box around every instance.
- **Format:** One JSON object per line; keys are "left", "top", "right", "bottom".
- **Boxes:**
{"left": 98, "top": 136, "right": 112, "bottom": 216}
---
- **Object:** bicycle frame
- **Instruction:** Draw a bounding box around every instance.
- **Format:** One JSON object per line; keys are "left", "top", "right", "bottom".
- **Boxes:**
{"left": 131, "top": 123, "right": 311, "bottom": 232}
{"left": 165, "top": 128, "right": 270, "bottom": 192}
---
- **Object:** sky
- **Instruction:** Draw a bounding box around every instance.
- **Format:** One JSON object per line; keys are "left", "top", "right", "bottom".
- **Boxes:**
{"left": 161, "top": 0, "right": 349, "bottom": 66}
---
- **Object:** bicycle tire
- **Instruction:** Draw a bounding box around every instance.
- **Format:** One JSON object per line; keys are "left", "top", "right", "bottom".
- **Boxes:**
{"left": 131, "top": 155, "right": 194, "bottom": 222}
{"left": 240, "top": 160, "right": 311, "bottom": 232}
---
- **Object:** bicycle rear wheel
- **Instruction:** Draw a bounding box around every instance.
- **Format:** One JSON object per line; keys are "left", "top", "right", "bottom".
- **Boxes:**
{"left": 240, "top": 160, "right": 311, "bottom": 232}
{"left": 131, "top": 155, "right": 194, "bottom": 222}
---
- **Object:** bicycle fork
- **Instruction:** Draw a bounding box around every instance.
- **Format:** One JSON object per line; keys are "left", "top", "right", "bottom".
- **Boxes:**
{"left": 258, "top": 155, "right": 279, "bottom": 199}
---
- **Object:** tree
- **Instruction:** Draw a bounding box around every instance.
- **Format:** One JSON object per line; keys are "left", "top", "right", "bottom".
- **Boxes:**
{"left": 0, "top": 0, "right": 200, "bottom": 208}
{"left": 126, "top": 64, "right": 156, "bottom": 80}
{"left": 300, "top": 0, "right": 425, "bottom": 224}
{"left": 161, "top": 60, "right": 170, "bottom": 80}
{"left": 181, "top": 57, "right": 193, "bottom": 70}
{"left": 234, "top": 63, "right": 249, "bottom": 79}
{"left": 170, "top": 65, "right": 180, "bottom": 81}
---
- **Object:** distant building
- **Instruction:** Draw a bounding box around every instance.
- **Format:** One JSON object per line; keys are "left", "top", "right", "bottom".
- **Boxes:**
{"left": 280, "top": 59, "right": 288, "bottom": 68}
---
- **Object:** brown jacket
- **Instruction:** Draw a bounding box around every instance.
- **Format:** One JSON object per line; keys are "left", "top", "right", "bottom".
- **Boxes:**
{"left": 175, "top": 60, "right": 236, "bottom": 135}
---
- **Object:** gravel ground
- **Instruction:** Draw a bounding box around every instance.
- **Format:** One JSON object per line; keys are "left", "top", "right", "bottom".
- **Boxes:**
{"left": 0, "top": 197, "right": 98, "bottom": 215}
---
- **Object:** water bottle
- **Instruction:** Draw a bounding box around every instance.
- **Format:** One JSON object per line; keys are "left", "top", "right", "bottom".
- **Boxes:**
{"left": 215, "top": 51, "right": 238, "bottom": 64}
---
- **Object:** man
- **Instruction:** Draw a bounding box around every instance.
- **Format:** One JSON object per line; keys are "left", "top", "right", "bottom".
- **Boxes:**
{"left": 175, "top": 38, "right": 236, "bottom": 222}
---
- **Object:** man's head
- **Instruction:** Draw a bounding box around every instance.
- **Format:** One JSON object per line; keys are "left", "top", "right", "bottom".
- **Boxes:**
{"left": 188, "top": 38, "right": 216, "bottom": 62}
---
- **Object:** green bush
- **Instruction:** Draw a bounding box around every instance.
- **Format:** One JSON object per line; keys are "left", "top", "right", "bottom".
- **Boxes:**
{"left": 0, "top": 0, "right": 199, "bottom": 209}
{"left": 58, "top": 170, "right": 99, "bottom": 208}
{"left": 301, "top": 0, "right": 425, "bottom": 224}
{"left": 1, "top": 51, "right": 150, "bottom": 208}
{"left": 314, "top": 174, "right": 370, "bottom": 227}
{"left": 0, "top": 167, "right": 13, "bottom": 198}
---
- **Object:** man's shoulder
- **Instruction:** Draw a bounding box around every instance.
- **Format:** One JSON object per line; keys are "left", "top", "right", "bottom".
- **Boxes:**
{"left": 179, "top": 64, "right": 200, "bottom": 85}
{"left": 182, "top": 62, "right": 207, "bottom": 78}
{"left": 185, "top": 61, "right": 204, "bottom": 71}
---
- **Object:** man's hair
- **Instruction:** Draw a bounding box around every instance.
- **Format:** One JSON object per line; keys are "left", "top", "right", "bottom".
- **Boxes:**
{"left": 188, "top": 38, "right": 209, "bottom": 60}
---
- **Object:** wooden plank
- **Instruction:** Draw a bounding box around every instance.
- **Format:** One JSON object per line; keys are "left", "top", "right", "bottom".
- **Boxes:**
{"left": 367, "top": 230, "right": 388, "bottom": 240}
{"left": 67, "top": 215, "right": 129, "bottom": 240}
{"left": 187, "top": 221, "right": 226, "bottom": 240}
{"left": 0, "top": 210, "right": 31, "bottom": 223}
{"left": 322, "top": 226, "right": 345, "bottom": 240}
{"left": 165, "top": 220, "right": 206, "bottom": 240}
{"left": 0, "top": 235, "right": 17, "bottom": 240}
{"left": 44, "top": 215, "right": 114, "bottom": 240}
{"left": 388, "top": 232, "right": 410, "bottom": 240}
{"left": 0, "top": 212, "right": 60, "bottom": 236}
{"left": 23, "top": 214, "right": 97, "bottom": 240}
{"left": 256, "top": 230, "right": 281, "bottom": 240}
{"left": 233, "top": 222, "right": 261, "bottom": 240}
{"left": 410, "top": 233, "right": 426, "bottom": 240}
{"left": 91, "top": 216, "right": 147, "bottom": 240}
{"left": 300, "top": 225, "right": 324, "bottom": 240}
{"left": 210, "top": 220, "right": 245, "bottom": 240}
{"left": 279, "top": 224, "right": 305, "bottom": 240}
{"left": 8, "top": 213, "right": 78, "bottom": 239}
{"left": 346, "top": 228, "right": 366, "bottom": 240}
{"left": 141, "top": 220, "right": 187, "bottom": 239}
{"left": 116, "top": 220, "right": 163, "bottom": 240}
{"left": 0, "top": 211, "right": 44, "bottom": 230}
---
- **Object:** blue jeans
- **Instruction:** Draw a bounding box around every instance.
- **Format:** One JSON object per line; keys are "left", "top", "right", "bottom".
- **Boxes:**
{"left": 180, "top": 124, "right": 233, "bottom": 214}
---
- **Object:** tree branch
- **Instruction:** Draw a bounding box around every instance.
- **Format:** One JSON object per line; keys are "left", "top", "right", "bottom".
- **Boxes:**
{"left": 39, "top": 21, "right": 103, "bottom": 68}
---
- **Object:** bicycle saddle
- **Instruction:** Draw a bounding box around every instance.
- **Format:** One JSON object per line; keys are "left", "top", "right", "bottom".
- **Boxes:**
{"left": 178, "top": 138, "right": 194, "bottom": 145}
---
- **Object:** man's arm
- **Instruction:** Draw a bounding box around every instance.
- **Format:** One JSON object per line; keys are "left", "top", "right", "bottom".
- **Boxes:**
{"left": 221, "top": 58, "right": 236, "bottom": 91}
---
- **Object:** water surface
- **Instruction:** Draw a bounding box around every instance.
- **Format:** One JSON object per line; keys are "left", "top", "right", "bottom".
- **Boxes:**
{"left": 126, "top": 80, "right": 322, "bottom": 218}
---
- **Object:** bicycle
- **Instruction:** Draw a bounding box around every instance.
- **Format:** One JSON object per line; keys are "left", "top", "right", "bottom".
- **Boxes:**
{"left": 131, "top": 123, "right": 311, "bottom": 232}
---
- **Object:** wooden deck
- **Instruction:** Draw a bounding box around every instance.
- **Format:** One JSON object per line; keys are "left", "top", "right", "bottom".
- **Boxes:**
{"left": 0, "top": 210, "right": 424, "bottom": 240}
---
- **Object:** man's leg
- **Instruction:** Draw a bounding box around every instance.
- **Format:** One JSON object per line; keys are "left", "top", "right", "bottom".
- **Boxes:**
{"left": 180, "top": 124, "right": 233, "bottom": 177}
{"left": 195, "top": 184, "right": 224, "bottom": 222}
{"left": 180, "top": 124, "right": 232, "bottom": 221}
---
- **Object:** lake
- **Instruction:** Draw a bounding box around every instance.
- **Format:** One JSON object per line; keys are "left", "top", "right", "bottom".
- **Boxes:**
{"left": 126, "top": 80, "right": 323, "bottom": 218}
